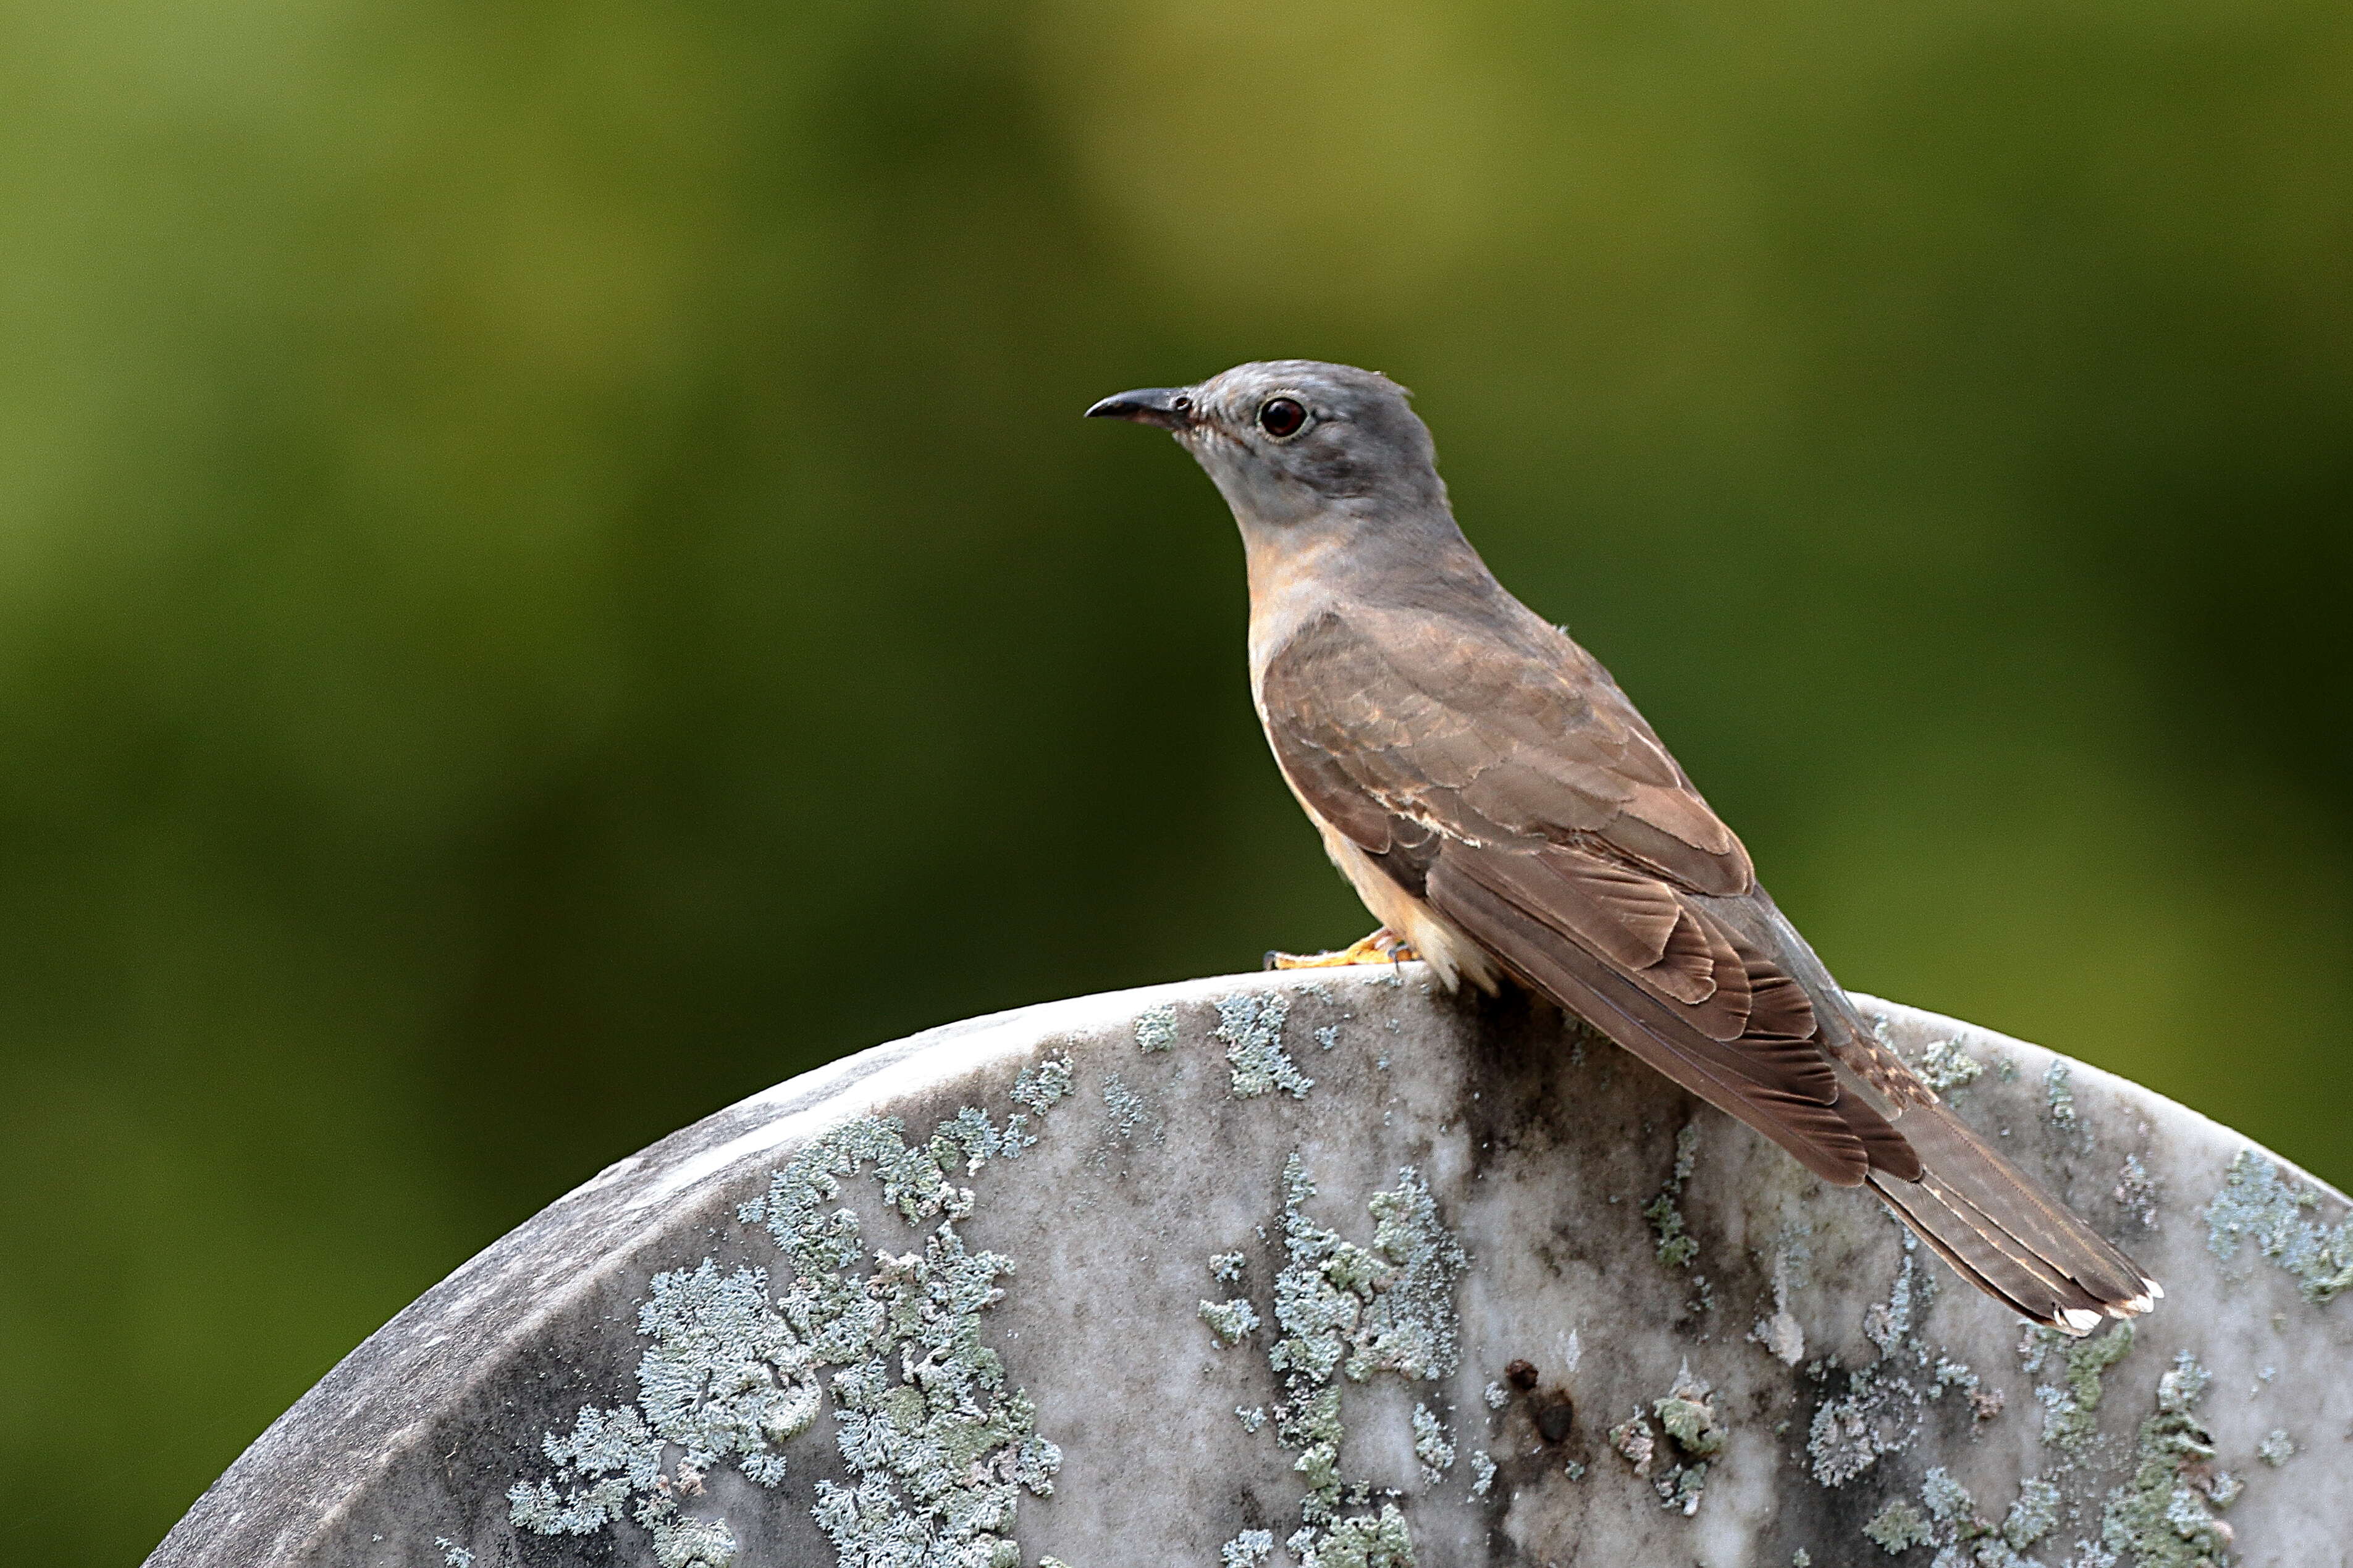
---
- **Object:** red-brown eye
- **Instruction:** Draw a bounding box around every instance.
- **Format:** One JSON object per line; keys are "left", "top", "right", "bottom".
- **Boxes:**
{"left": 1258, "top": 397, "right": 1307, "bottom": 438}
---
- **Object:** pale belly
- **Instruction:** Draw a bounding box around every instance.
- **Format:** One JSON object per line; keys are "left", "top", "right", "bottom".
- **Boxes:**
{"left": 1308, "top": 813, "right": 1502, "bottom": 996}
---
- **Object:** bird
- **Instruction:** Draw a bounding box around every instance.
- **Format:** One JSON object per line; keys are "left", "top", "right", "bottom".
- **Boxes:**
{"left": 1087, "top": 359, "right": 2158, "bottom": 1335}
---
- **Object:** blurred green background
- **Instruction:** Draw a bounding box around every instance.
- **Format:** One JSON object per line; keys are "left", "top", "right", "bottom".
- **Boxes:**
{"left": 3, "top": 0, "right": 2349, "bottom": 1559}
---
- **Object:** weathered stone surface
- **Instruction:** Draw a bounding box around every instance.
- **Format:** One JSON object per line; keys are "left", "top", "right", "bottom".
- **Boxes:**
{"left": 148, "top": 968, "right": 2351, "bottom": 1568}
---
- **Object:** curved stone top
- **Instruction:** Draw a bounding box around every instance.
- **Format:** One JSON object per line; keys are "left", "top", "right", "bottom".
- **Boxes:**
{"left": 148, "top": 968, "right": 2351, "bottom": 1568}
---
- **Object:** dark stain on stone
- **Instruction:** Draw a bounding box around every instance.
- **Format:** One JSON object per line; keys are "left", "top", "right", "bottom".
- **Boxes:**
{"left": 1452, "top": 984, "right": 1582, "bottom": 1173}
{"left": 1533, "top": 1391, "right": 1576, "bottom": 1444}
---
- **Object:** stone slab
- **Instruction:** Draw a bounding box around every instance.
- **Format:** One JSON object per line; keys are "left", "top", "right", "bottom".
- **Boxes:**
{"left": 146, "top": 968, "right": 2352, "bottom": 1567}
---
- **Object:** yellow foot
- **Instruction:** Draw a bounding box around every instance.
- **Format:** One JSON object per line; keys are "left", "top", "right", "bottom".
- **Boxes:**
{"left": 1265, "top": 929, "right": 1421, "bottom": 971}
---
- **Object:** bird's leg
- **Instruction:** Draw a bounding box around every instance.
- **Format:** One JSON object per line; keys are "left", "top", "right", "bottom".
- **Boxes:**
{"left": 1264, "top": 928, "right": 1421, "bottom": 971}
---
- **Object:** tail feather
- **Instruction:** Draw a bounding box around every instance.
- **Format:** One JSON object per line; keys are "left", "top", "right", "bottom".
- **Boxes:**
{"left": 1868, "top": 1098, "right": 2157, "bottom": 1331}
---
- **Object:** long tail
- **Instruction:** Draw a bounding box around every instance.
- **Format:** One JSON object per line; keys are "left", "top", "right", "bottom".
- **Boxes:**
{"left": 1421, "top": 854, "right": 2159, "bottom": 1334}
{"left": 1864, "top": 1094, "right": 2160, "bottom": 1332}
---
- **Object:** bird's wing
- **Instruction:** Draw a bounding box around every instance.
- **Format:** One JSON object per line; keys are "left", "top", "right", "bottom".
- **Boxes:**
{"left": 1260, "top": 605, "right": 2157, "bottom": 1327}
{"left": 1258, "top": 603, "right": 1901, "bottom": 1184}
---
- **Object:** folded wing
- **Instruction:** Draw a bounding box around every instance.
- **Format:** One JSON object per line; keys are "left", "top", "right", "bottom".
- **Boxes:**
{"left": 1258, "top": 605, "right": 2156, "bottom": 1328}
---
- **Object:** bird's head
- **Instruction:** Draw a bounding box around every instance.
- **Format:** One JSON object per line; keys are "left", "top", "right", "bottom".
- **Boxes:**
{"left": 1087, "top": 360, "right": 1448, "bottom": 529}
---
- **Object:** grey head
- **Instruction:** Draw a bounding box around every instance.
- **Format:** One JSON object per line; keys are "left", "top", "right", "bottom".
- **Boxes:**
{"left": 1086, "top": 360, "right": 1451, "bottom": 530}
{"left": 1088, "top": 359, "right": 1506, "bottom": 665}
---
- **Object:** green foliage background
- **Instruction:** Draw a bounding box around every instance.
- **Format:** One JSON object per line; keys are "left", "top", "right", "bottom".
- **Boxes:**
{"left": 2, "top": 1, "right": 2348, "bottom": 1558}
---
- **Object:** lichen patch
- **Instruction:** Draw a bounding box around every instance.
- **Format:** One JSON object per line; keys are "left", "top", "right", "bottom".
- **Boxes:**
{"left": 2115, "top": 1155, "right": 2161, "bottom": 1232}
{"left": 1807, "top": 1238, "right": 1998, "bottom": 1491}
{"left": 1913, "top": 1039, "right": 1985, "bottom": 1095}
{"left": 1201, "top": 1297, "right": 1263, "bottom": 1346}
{"left": 1644, "top": 1122, "right": 1702, "bottom": 1270}
{"left": 1221, "top": 1528, "right": 1276, "bottom": 1567}
{"left": 2202, "top": 1149, "right": 2353, "bottom": 1305}
{"left": 1647, "top": 1365, "right": 1724, "bottom": 1515}
{"left": 1215, "top": 994, "right": 1315, "bottom": 1100}
{"left": 1410, "top": 1402, "right": 1455, "bottom": 1484}
{"left": 1208, "top": 1155, "right": 1469, "bottom": 1563}
{"left": 509, "top": 1080, "right": 1072, "bottom": 1568}
{"left": 2030, "top": 1322, "right": 2133, "bottom": 1455}
{"left": 2095, "top": 1351, "right": 2241, "bottom": 1568}
{"left": 1862, "top": 1498, "right": 1932, "bottom": 1554}
{"left": 1135, "top": 1003, "right": 1179, "bottom": 1053}
{"left": 2044, "top": 1060, "right": 2079, "bottom": 1131}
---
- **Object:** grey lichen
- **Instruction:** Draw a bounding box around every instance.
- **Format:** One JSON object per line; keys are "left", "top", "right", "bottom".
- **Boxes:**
{"left": 1863, "top": 1498, "right": 1933, "bottom": 1554}
{"left": 1221, "top": 1529, "right": 1276, "bottom": 1567}
{"left": 2003, "top": 1476, "right": 2061, "bottom": 1552}
{"left": 1657, "top": 1462, "right": 1709, "bottom": 1517}
{"left": 2031, "top": 1321, "right": 2133, "bottom": 1454}
{"left": 1468, "top": 1451, "right": 1497, "bottom": 1498}
{"left": 433, "top": 1539, "right": 473, "bottom": 1568}
{"left": 1412, "top": 1402, "right": 1455, "bottom": 1483}
{"left": 2202, "top": 1149, "right": 2353, "bottom": 1305}
{"left": 1010, "top": 1054, "right": 1075, "bottom": 1114}
{"left": 1607, "top": 1411, "right": 1657, "bottom": 1478}
{"left": 1808, "top": 1381, "right": 1887, "bottom": 1488}
{"left": 1915, "top": 1039, "right": 1985, "bottom": 1094}
{"left": 1101, "top": 1073, "right": 1157, "bottom": 1145}
{"left": 1644, "top": 1121, "right": 1703, "bottom": 1269}
{"left": 1920, "top": 1465, "right": 1974, "bottom": 1528}
{"left": 513, "top": 1091, "right": 1067, "bottom": 1568}
{"left": 1135, "top": 1002, "right": 1179, "bottom": 1052}
{"left": 507, "top": 1262, "right": 819, "bottom": 1567}
{"left": 1357, "top": 1168, "right": 1470, "bottom": 1380}
{"left": 1290, "top": 1504, "right": 1415, "bottom": 1568}
{"left": 931, "top": 1105, "right": 1021, "bottom": 1175}
{"left": 1809, "top": 1252, "right": 1929, "bottom": 1487}
{"left": 2256, "top": 1428, "right": 2295, "bottom": 1467}
{"left": 1215, "top": 993, "right": 1315, "bottom": 1100}
{"left": 1641, "top": 1367, "right": 1723, "bottom": 1515}
{"left": 1654, "top": 1369, "right": 1724, "bottom": 1459}
{"left": 1808, "top": 1238, "right": 2010, "bottom": 1496}
{"left": 1482, "top": 1380, "right": 1508, "bottom": 1410}
{"left": 1236, "top": 1406, "right": 1268, "bottom": 1433}
{"left": 2044, "top": 1060, "right": 2078, "bottom": 1130}
{"left": 1864, "top": 1247, "right": 1918, "bottom": 1353}
{"left": 2095, "top": 1351, "right": 2239, "bottom": 1568}
{"left": 1211, "top": 1251, "right": 1247, "bottom": 1283}
{"left": 2115, "top": 1155, "right": 2161, "bottom": 1231}
{"left": 1859, "top": 1464, "right": 2060, "bottom": 1567}
{"left": 1248, "top": 1155, "right": 1467, "bottom": 1562}
{"left": 1200, "top": 1297, "right": 1262, "bottom": 1346}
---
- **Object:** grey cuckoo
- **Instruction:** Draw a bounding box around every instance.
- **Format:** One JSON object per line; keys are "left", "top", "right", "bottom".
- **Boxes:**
{"left": 1088, "top": 358, "right": 2158, "bottom": 1334}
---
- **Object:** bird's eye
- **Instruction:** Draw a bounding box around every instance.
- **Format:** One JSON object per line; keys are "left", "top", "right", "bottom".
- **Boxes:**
{"left": 1257, "top": 397, "right": 1307, "bottom": 438}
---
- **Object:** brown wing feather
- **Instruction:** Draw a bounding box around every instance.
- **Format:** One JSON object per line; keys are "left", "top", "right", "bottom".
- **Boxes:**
{"left": 1261, "top": 608, "right": 1884, "bottom": 1184}
{"left": 1425, "top": 847, "right": 1878, "bottom": 1185}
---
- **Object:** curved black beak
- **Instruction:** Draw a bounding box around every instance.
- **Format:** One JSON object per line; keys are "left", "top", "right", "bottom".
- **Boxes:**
{"left": 1085, "top": 387, "right": 1195, "bottom": 430}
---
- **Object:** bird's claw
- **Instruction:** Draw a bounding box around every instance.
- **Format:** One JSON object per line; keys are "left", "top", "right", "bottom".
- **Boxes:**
{"left": 1265, "top": 929, "right": 1420, "bottom": 971}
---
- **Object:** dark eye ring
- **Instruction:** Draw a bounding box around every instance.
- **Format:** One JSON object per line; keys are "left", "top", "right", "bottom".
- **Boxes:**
{"left": 1257, "top": 397, "right": 1307, "bottom": 438}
